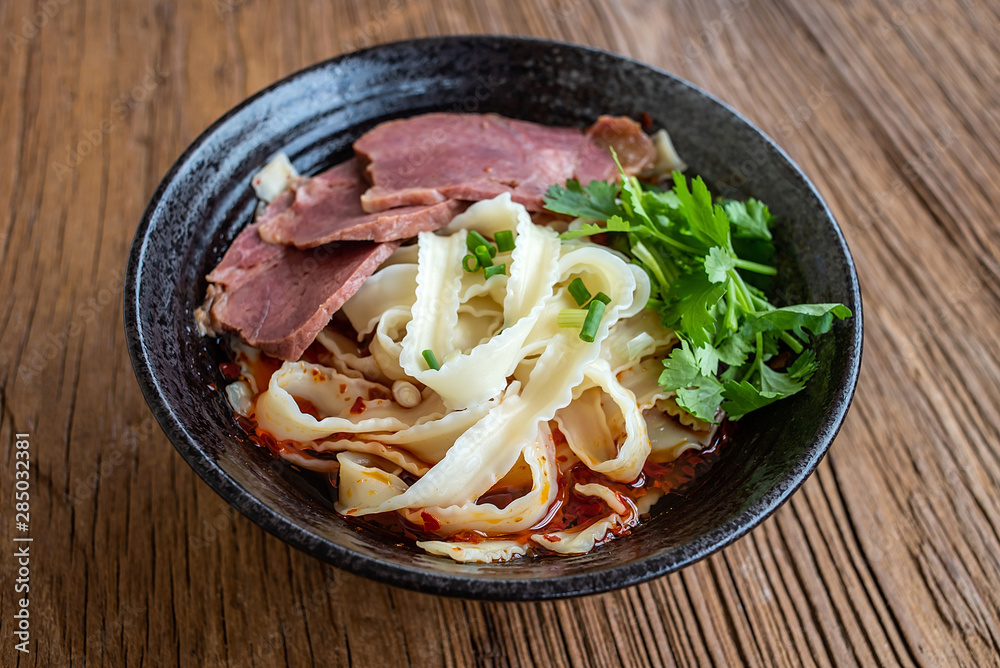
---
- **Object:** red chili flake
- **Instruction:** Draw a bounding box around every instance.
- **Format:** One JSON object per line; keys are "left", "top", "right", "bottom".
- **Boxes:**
{"left": 339, "top": 383, "right": 347, "bottom": 393}
{"left": 219, "top": 362, "right": 241, "bottom": 380}
{"left": 542, "top": 534, "right": 561, "bottom": 542}
{"left": 420, "top": 511, "right": 441, "bottom": 532}
{"left": 640, "top": 112, "right": 653, "bottom": 130}
{"left": 349, "top": 397, "right": 366, "bottom": 415}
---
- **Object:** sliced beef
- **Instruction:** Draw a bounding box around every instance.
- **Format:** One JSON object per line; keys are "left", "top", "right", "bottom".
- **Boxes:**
{"left": 197, "top": 222, "right": 398, "bottom": 360}
{"left": 257, "top": 159, "right": 462, "bottom": 248}
{"left": 354, "top": 113, "right": 655, "bottom": 213}
{"left": 576, "top": 115, "right": 659, "bottom": 185}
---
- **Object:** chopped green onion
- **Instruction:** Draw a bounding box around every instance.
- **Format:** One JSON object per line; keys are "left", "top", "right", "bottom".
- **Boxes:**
{"left": 590, "top": 291, "right": 611, "bottom": 305}
{"left": 494, "top": 230, "right": 515, "bottom": 252}
{"left": 466, "top": 230, "right": 491, "bottom": 252}
{"left": 421, "top": 349, "right": 441, "bottom": 371}
{"left": 579, "top": 299, "right": 606, "bottom": 342}
{"left": 484, "top": 264, "right": 506, "bottom": 279}
{"left": 557, "top": 308, "right": 588, "bottom": 329}
{"left": 568, "top": 277, "right": 591, "bottom": 306}
{"left": 462, "top": 254, "right": 478, "bottom": 272}
{"left": 474, "top": 245, "right": 493, "bottom": 267}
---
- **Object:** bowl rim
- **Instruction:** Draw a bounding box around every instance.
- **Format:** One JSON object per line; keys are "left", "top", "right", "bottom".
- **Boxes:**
{"left": 124, "top": 34, "right": 863, "bottom": 600}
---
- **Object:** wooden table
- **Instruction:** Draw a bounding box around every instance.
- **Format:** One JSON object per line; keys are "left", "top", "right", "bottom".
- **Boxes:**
{"left": 3, "top": 0, "right": 999, "bottom": 665}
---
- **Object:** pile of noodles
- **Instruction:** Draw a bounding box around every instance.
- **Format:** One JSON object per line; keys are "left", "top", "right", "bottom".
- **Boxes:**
{"left": 226, "top": 195, "right": 711, "bottom": 562}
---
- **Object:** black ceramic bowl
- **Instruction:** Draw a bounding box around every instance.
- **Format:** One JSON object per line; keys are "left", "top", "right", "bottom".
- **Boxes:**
{"left": 125, "top": 36, "right": 862, "bottom": 600}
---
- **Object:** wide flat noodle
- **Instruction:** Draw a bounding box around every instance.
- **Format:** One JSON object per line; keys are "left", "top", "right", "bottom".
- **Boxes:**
{"left": 417, "top": 540, "right": 528, "bottom": 563}
{"left": 335, "top": 452, "right": 408, "bottom": 514}
{"left": 407, "top": 422, "right": 559, "bottom": 533}
{"left": 531, "top": 483, "right": 637, "bottom": 555}
{"left": 341, "top": 264, "right": 418, "bottom": 337}
{"left": 254, "top": 360, "right": 448, "bottom": 441}
{"left": 531, "top": 515, "right": 628, "bottom": 555}
{"left": 556, "top": 359, "right": 650, "bottom": 482}
{"left": 398, "top": 198, "right": 562, "bottom": 409}
{"left": 398, "top": 229, "right": 467, "bottom": 378}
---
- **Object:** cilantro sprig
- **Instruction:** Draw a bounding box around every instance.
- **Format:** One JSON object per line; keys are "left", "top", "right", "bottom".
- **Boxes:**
{"left": 544, "top": 152, "right": 852, "bottom": 423}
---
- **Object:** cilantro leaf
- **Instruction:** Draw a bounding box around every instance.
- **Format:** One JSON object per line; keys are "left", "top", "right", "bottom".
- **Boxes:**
{"left": 693, "top": 343, "right": 721, "bottom": 377}
{"left": 659, "top": 342, "right": 724, "bottom": 422}
{"left": 673, "top": 172, "right": 731, "bottom": 250}
{"left": 662, "top": 273, "right": 726, "bottom": 348}
{"left": 716, "top": 331, "right": 753, "bottom": 367}
{"left": 758, "top": 363, "right": 806, "bottom": 396}
{"left": 675, "top": 379, "right": 724, "bottom": 423}
{"left": 724, "top": 199, "right": 773, "bottom": 240}
{"left": 788, "top": 349, "right": 818, "bottom": 381}
{"left": 543, "top": 179, "right": 621, "bottom": 220}
{"left": 659, "top": 340, "right": 700, "bottom": 389}
{"left": 606, "top": 215, "right": 630, "bottom": 232}
{"left": 559, "top": 222, "right": 612, "bottom": 240}
{"left": 746, "top": 303, "right": 853, "bottom": 338}
{"left": 559, "top": 214, "right": 635, "bottom": 240}
{"left": 720, "top": 381, "right": 786, "bottom": 420}
{"left": 704, "top": 246, "right": 735, "bottom": 283}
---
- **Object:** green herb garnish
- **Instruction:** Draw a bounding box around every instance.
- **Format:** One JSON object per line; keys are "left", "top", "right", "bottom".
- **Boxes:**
{"left": 579, "top": 299, "right": 606, "bottom": 343}
{"left": 568, "top": 277, "right": 592, "bottom": 306}
{"left": 473, "top": 245, "right": 493, "bottom": 268}
{"left": 557, "top": 309, "right": 588, "bottom": 329}
{"left": 484, "top": 264, "right": 506, "bottom": 279}
{"left": 466, "top": 230, "right": 492, "bottom": 253}
{"left": 422, "top": 349, "right": 441, "bottom": 371}
{"left": 543, "top": 150, "right": 851, "bottom": 423}
{"left": 494, "top": 229, "right": 515, "bottom": 252}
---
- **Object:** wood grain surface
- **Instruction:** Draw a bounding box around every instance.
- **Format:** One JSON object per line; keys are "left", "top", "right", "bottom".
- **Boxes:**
{"left": 2, "top": 0, "right": 999, "bottom": 666}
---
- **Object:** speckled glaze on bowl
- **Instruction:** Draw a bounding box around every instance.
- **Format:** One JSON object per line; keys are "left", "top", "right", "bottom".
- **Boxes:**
{"left": 124, "top": 36, "right": 862, "bottom": 600}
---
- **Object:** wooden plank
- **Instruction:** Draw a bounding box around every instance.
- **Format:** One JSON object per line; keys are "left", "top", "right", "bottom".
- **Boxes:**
{"left": 1, "top": 0, "right": 999, "bottom": 665}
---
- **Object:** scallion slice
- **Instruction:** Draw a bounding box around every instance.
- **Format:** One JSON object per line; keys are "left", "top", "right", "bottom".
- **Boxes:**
{"left": 591, "top": 291, "right": 611, "bottom": 305}
{"left": 494, "top": 230, "right": 515, "bottom": 252}
{"left": 474, "top": 245, "right": 493, "bottom": 267}
{"left": 466, "top": 230, "right": 491, "bottom": 252}
{"left": 422, "top": 349, "right": 441, "bottom": 371}
{"left": 579, "top": 299, "right": 606, "bottom": 342}
{"left": 557, "top": 308, "right": 588, "bottom": 329}
{"left": 484, "top": 263, "right": 506, "bottom": 279}
{"left": 567, "top": 277, "right": 591, "bottom": 306}
{"left": 462, "top": 254, "right": 478, "bottom": 272}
